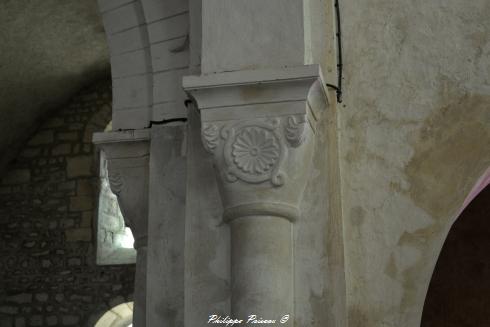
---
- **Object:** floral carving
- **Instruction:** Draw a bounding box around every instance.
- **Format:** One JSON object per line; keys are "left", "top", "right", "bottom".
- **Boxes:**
{"left": 202, "top": 123, "right": 219, "bottom": 153}
{"left": 231, "top": 127, "right": 280, "bottom": 175}
{"left": 284, "top": 115, "right": 307, "bottom": 148}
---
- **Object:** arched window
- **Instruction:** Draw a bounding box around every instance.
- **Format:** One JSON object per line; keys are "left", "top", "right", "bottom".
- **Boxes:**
{"left": 96, "top": 123, "right": 136, "bottom": 265}
{"left": 95, "top": 302, "right": 133, "bottom": 327}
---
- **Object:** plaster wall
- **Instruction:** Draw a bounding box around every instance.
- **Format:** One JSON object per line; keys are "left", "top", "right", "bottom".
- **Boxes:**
{"left": 146, "top": 125, "right": 186, "bottom": 326}
{"left": 339, "top": 0, "right": 490, "bottom": 326}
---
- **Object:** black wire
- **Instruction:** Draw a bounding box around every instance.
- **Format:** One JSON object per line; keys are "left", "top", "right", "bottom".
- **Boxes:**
{"left": 327, "top": 0, "right": 343, "bottom": 103}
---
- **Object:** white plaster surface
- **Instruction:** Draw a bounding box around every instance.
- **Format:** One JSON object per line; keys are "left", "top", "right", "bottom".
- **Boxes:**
{"left": 147, "top": 125, "right": 187, "bottom": 326}
{"left": 183, "top": 108, "right": 231, "bottom": 326}
{"left": 101, "top": 2, "right": 145, "bottom": 35}
{"left": 339, "top": 1, "right": 490, "bottom": 326}
{"left": 201, "top": 0, "right": 305, "bottom": 73}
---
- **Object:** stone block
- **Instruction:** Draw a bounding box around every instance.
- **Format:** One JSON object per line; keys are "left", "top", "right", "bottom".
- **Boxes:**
{"left": 46, "top": 316, "right": 58, "bottom": 326}
{"left": 108, "top": 295, "right": 125, "bottom": 308}
{"left": 58, "top": 181, "right": 76, "bottom": 191}
{"left": 65, "top": 228, "right": 92, "bottom": 242}
{"left": 98, "top": 0, "right": 134, "bottom": 13}
{"left": 29, "top": 316, "right": 42, "bottom": 327}
{"left": 68, "top": 258, "right": 82, "bottom": 266}
{"left": 21, "top": 148, "right": 41, "bottom": 158}
{"left": 51, "top": 144, "right": 72, "bottom": 156}
{"left": 0, "top": 186, "right": 11, "bottom": 194}
{"left": 6, "top": 293, "right": 32, "bottom": 304}
{"left": 111, "top": 49, "right": 151, "bottom": 78}
{"left": 151, "top": 36, "right": 189, "bottom": 72}
{"left": 153, "top": 68, "right": 188, "bottom": 103}
{"left": 70, "top": 196, "right": 93, "bottom": 211}
{"left": 147, "top": 13, "right": 188, "bottom": 44}
{"left": 0, "top": 317, "right": 13, "bottom": 327}
{"left": 152, "top": 102, "right": 186, "bottom": 121}
{"left": 42, "top": 117, "right": 64, "bottom": 128}
{"left": 61, "top": 315, "right": 79, "bottom": 326}
{"left": 112, "top": 74, "right": 152, "bottom": 109}
{"left": 112, "top": 107, "right": 151, "bottom": 130}
{"left": 107, "top": 25, "right": 148, "bottom": 55}
{"left": 0, "top": 305, "right": 18, "bottom": 315}
{"left": 1, "top": 169, "right": 30, "bottom": 185}
{"left": 14, "top": 317, "right": 25, "bottom": 327}
{"left": 80, "top": 211, "right": 93, "bottom": 227}
{"left": 102, "top": 2, "right": 144, "bottom": 35}
{"left": 77, "top": 179, "right": 93, "bottom": 196}
{"left": 141, "top": 0, "right": 188, "bottom": 23}
{"left": 61, "top": 218, "right": 75, "bottom": 228}
{"left": 66, "top": 156, "right": 92, "bottom": 178}
{"left": 57, "top": 132, "right": 78, "bottom": 141}
{"left": 28, "top": 130, "right": 54, "bottom": 145}
{"left": 35, "top": 293, "right": 48, "bottom": 302}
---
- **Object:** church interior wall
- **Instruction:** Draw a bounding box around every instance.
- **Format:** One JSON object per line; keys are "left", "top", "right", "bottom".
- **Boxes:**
{"left": 0, "top": 81, "right": 135, "bottom": 327}
{"left": 339, "top": 0, "right": 490, "bottom": 326}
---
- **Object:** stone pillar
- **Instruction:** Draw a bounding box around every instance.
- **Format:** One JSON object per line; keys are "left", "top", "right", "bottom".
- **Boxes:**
{"left": 93, "top": 129, "right": 150, "bottom": 327}
{"left": 184, "top": 65, "right": 329, "bottom": 323}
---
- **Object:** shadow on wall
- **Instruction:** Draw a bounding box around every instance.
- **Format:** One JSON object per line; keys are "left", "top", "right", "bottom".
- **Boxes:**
{"left": 421, "top": 184, "right": 490, "bottom": 327}
{"left": 0, "top": 80, "right": 135, "bottom": 327}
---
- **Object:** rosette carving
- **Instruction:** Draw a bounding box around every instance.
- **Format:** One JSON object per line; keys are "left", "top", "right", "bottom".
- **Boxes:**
{"left": 184, "top": 64, "right": 329, "bottom": 224}
{"left": 200, "top": 115, "right": 317, "bottom": 187}
{"left": 220, "top": 120, "right": 286, "bottom": 186}
{"left": 232, "top": 127, "right": 280, "bottom": 175}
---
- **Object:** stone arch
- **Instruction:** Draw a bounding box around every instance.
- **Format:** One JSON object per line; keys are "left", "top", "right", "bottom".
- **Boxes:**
{"left": 421, "top": 169, "right": 490, "bottom": 326}
{"left": 95, "top": 302, "right": 134, "bottom": 327}
{"left": 414, "top": 167, "right": 490, "bottom": 325}
{"left": 98, "top": 0, "right": 190, "bottom": 130}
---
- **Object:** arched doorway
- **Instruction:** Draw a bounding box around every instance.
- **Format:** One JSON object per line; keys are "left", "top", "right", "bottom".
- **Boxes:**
{"left": 421, "top": 184, "right": 490, "bottom": 326}
{"left": 95, "top": 302, "right": 133, "bottom": 327}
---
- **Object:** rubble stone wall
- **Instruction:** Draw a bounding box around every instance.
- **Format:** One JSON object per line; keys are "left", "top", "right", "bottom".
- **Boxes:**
{"left": 0, "top": 80, "right": 135, "bottom": 327}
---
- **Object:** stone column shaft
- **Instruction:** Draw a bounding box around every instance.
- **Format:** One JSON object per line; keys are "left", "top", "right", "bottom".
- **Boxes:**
{"left": 231, "top": 216, "right": 292, "bottom": 324}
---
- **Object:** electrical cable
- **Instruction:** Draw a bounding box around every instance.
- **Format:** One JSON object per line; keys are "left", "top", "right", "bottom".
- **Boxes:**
{"left": 326, "top": 0, "right": 343, "bottom": 103}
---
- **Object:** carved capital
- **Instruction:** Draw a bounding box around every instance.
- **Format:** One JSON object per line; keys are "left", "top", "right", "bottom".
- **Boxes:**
{"left": 93, "top": 129, "right": 150, "bottom": 249}
{"left": 184, "top": 65, "right": 329, "bottom": 222}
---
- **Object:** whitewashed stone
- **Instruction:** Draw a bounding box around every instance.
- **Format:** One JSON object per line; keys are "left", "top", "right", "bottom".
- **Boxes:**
{"left": 112, "top": 107, "right": 151, "bottom": 130}
{"left": 147, "top": 13, "right": 188, "bottom": 44}
{"left": 112, "top": 74, "right": 152, "bottom": 109}
{"left": 102, "top": 2, "right": 144, "bottom": 35}
{"left": 153, "top": 68, "right": 188, "bottom": 104}
{"left": 98, "top": 0, "right": 134, "bottom": 13}
{"left": 141, "top": 0, "right": 188, "bottom": 23}
{"left": 184, "top": 64, "right": 329, "bottom": 324}
{"left": 107, "top": 26, "right": 149, "bottom": 55}
{"left": 151, "top": 36, "right": 189, "bottom": 72}
{"left": 111, "top": 49, "right": 151, "bottom": 78}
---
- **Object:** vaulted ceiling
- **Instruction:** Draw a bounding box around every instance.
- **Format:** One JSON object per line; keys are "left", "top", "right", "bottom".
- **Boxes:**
{"left": 0, "top": 0, "right": 109, "bottom": 173}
